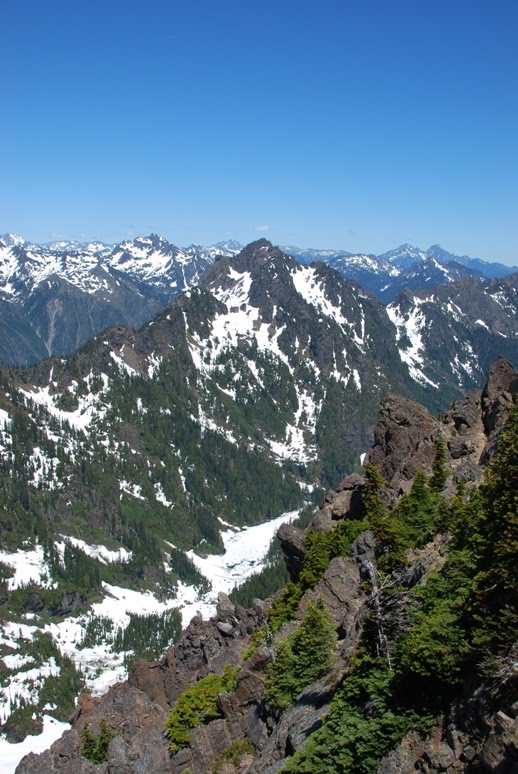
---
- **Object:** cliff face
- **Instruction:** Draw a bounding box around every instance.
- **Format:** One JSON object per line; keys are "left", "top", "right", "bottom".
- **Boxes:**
{"left": 16, "top": 358, "right": 518, "bottom": 774}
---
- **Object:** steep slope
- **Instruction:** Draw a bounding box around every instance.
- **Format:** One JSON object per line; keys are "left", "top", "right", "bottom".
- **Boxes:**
{"left": 15, "top": 359, "right": 517, "bottom": 773}
{"left": 0, "top": 299, "right": 49, "bottom": 367}
{"left": 387, "top": 274, "right": 518, "bottom": 393}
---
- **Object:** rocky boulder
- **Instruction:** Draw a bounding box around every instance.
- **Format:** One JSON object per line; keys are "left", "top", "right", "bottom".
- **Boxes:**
{"left": 276, "top": 523, "right": 306, "bottom": 581}
{"left": 311, "top": 473, "right": 365, "bottom": 532}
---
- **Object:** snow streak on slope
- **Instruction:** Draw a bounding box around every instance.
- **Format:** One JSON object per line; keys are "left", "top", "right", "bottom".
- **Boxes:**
{"left": 20, "top": 372, "right": 110, "bottom": 432}
{"left": 267, "top": 386, "right": 320, "bottom": 463}
{"left": 290, "top": 265, "right": 366, "bottom": 350}
{"left": 387, "top": 299, "right": 439, "bottom": 388}
{"left": 185, "top": 270, "right": 325, "bottom": 463}
{"left": 0, "top": 547, "right": 52, "bottom": 590}
{"left": 58, "top": 536, "right": 132, "bottom": 564}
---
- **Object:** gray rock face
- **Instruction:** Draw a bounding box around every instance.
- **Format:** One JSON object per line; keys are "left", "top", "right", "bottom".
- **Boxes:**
{"left": 16, "top": 597, "right": 267, "bottom": 774}
{"left": 276, "top": 524, "right": 306, "bottom": 581}
{"left": 303, "top": 531, "right": 375, "bottom": 644}
{"left": 368, "top": 357, "right": 518, "bottom": 497}
{"left": 480, "top": 357, "right": 518, "bottom": 459}
{"left": 127, "top": 593, "right": 265, "bottom": 712}
{"left": 377, "top": 705, "right": 518, "bottom": 774}
{"left": 247, "top": 678, "right": 336, "bottom": 773}
{"left": 368, "top": 393, "right": 440, "bottom": 492}
{"left": 16, "top": 684, "right": 171, "bottom": 774}
{"left": 311, "top": 473, "right": 365, "bottom": 532}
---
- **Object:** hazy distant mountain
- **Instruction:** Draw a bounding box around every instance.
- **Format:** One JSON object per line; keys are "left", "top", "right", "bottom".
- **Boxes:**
{"left": 0, "top": 233, "right": 241, "bottom": 365}
{"left": 426, "top": 244, "right": 517, "bottom": 279}
{"left": 286, "top": 242, "right": 517, "bottom": 301}
{"left": 378, "top": 242, "right": 428, "bottom": 268}
{"left": 281, "top": 245, "right": 353, "bottom": 265}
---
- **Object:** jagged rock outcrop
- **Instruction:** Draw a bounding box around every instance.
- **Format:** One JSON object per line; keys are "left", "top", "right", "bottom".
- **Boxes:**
{"left": 378, "top": 694, "right": 518, "bottom": 773}
{"left": 480, "top": 356, "right": 518, "bottom": 457}
{"left": 276, "top": 524, "right": 306, "bottom": 580}
{"left": 246, "top": 677, "right": 337, "bottom": 774}
{"left": 367, "top": 357, "right": 518, "bottom": 499}
{"left": 368, "top": 393, "right": 440, "bottom": 493}
{"left": 128, "top": 593, "right": 267, "bottom": 709}
{"left": 311, "top": 473, "right": 365, "bottom": 532}
{"left": 303, "top": 531, "right": 375, "bottom": 643}
{"left": 17, "top": 685, "right": 171, "bottom": 774}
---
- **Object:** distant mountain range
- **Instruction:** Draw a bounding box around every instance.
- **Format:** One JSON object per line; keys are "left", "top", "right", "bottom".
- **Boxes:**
{"left": 1, "top": 233, "right": 516, "bottom": 366}
{"left": 0, "top": 234, "right": 240, "bottom": 366}
{"left": 283, "top": 242, "right": 516, "bottom": 299}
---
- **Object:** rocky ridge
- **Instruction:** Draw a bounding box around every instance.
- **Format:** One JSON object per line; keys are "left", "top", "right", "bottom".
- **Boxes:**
{"left": 16, "top": 358, "right": 518, "bottom": 773}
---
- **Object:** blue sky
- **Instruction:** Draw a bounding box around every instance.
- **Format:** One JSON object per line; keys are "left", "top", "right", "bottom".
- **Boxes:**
{"left": 2, "top": 0, "right": 518, "bottom": 264}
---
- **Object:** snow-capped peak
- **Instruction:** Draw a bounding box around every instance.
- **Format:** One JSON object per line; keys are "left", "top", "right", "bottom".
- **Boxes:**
{"left": 0, "top": 233, "right": 26, "bottom": 248}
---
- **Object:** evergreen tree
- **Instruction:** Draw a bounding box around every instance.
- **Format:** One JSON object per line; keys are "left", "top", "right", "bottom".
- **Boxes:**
{"left": 430, "top": 436, "right": 448, "bottom": 492}
{"left": 266, "top": 599, "right": 337, "bottom": 708}
{"left": 391, "top": 470, "right": 448, "bottom": 548}
{"left": 362, "top": 464, "right": 404, "bottom": 568}
{"left": 477, "top": 404, "right": 518, "bottom": 594}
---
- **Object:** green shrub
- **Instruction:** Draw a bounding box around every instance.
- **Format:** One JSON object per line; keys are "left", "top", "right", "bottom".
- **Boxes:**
{"left": 212, "top": 738, "right": 253, "bottom": 772}
{"left": 397, "top": 594, "right": 471, "bottom": 684}
{"left": 165, "top": 665, "right": 238, "bottom": 752}
{"left": 281, "top": 652, "right": 436, "bottom": 773}
{"left": 240, "top": 625, "right": 269, "bottom": 661}
{"left": 268, "top": 519, "right": 367, "bottom": 634}
{"left": 391, "top": 471, "right": 449, "bottom": 550}
{"left": 299, "top": 519, "right": 367, "bottom": 589}
{"left": 80, "top": 718, "right": 116, "bottom": 764}
{"left": 430, "top": 436, "right": 449, "bottom": 492}
{"left": 268, "top": 582, "right": 303, "bottom": 633}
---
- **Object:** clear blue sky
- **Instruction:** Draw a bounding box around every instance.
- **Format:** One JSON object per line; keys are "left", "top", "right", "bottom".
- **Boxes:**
{"left": 2, "top": 0, "right": 517, "bottom": 264}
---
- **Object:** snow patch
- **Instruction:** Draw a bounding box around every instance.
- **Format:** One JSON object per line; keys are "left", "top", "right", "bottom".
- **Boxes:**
{"left": 119, "top": 480, "right": 145, "bottom": 500}
{"left": 0, "top": 546, "right": 52, "bottom": 591}
{"left": 59, "top": 536, "right": 132, "bottom": 564}
{"left": 387, "top": 300, "right": 439, "bottom": 389}
{"left": 0, "top": 715, "right": 70, "bottom": 774}
{"left": 182, "top": 509, "right": 300, "bottom": 625}
{"left": 21, "top": 372, "right": 110, "bottom": 432}
{"left": 290, "top": 265, "right": 366, "bottom": 349}
{"left": 110, "top": 350, "right": 138, "bottom": 377}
